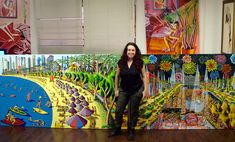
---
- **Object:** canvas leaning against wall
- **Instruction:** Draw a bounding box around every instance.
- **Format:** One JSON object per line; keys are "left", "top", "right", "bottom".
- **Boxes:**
{"left": 0, "top": 54, "right": 235, "bottom": 129}
{"left": 0, "top": 0, "right": 31, "bottom": 54}
{"left": 145, "top": 0, "right": 199, "bottom": 54}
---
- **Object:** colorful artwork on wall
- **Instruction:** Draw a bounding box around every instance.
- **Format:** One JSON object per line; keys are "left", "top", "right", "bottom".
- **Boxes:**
{"left": 0, "top": 0, "right": 31, "bottom": 54}
{"left": 221, "top": 0, "right": 235, "bottom": 53}
{"left": 0, "top": 0, "right": 17, "bottom": 18}
{"left": 0, "top": 54, "right": 235, "bottom": 129}
{"left": 145, "top": 0, "right": 199, "bottom": 54}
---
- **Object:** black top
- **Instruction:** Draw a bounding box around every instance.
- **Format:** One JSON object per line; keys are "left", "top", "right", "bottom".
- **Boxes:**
{"left": 119, "top": 62, "right": 143, "bottom": 94}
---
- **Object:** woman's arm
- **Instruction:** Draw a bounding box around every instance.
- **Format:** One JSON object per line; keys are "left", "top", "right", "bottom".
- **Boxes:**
{"left": 141, "top": 65, "right": 149, "bottom": 99}
{"left": 114, "top": 66, "right": 120, "bottom": 97}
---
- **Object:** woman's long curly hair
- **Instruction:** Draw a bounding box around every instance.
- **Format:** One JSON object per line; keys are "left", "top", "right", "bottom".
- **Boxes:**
{"left": 118, "top": 42, "right": 143, "bottom": 72}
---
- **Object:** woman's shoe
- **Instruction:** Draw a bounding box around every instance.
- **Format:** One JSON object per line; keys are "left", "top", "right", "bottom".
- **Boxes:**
{"left": 108, "top": 128, "right": 121, "bottom": 137}
{"left": 127, "top": 130, "right": 134, "bottom": 141}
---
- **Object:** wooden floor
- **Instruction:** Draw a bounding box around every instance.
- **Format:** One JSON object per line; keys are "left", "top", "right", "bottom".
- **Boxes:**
{"left": 0, "top": 126, "right": 235, "bottom": 142}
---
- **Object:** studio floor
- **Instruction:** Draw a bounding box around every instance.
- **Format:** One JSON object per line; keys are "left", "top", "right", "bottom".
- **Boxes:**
{"left": 0, "top": 127, "right": 234, "bottom": 142}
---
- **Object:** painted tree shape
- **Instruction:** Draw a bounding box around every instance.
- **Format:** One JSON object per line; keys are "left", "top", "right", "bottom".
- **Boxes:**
{"left": 75, "top": 55, "right": 94, "bottom": 72}
{"left": 82, "top": 72, "right": 89, "bottom": 88}
{"left": 88, "top": 73, "right": 103, "bottom": 99}
{"left": 74, "top": 72, "right": 81, "bottom": 85}
{"left": 95, "top": 54, "right": 120, "bottom": 76}
{"left": 70, "top": 72, "right": 77, "bottom": 84}
{"left": 100, "top": 74, "right": 115, "bottom": 110}
{"left": 65, "top": 72, "right": 72, "bottom": 81}
{"left": 101, "top": 71, "right": 116, "bottom": 126}
{"left": 76, "top": 72, "right": 88, "bottom": 88}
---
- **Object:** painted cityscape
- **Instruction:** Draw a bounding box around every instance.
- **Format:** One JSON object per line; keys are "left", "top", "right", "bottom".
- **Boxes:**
{"left": 0, "top": 54, "right": 235, "bottom": 129}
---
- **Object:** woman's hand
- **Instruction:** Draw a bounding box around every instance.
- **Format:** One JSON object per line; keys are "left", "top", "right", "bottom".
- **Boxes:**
{"left": 142, "top": 89, "right": 150, "bottom": 99}
{"left": 115, "top": 89, "right": 119, "bottom": 97}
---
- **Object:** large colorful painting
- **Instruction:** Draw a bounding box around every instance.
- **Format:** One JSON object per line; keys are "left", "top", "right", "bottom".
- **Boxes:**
{"left": 0, "top": 54, "right": 235, "bottom": 129}
{"left": 0, "top": 0, "right": 31, "bottom": 54}
{"left": 145, "top": 0, "right": 199, "bottom": 54}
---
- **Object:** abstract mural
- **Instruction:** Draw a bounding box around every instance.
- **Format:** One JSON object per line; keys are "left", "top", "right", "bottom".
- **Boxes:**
{"left": 145, "top": 0, "right": 199, "bottom": 54}
{"left": 0, "top": 0, "right": 31, "bottom": 54}
{"left": 0, "top": 54, "right": 235, "bottom": 129}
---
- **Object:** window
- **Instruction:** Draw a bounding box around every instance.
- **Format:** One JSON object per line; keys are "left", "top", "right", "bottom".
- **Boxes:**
{"left": 35, "top": 0, "right": 84, "bottom": 46}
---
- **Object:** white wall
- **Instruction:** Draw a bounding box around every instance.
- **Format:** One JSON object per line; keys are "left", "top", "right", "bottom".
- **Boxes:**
{"left": 83, "top": 0, "right": 134, "bottom": 54}
{"left": 31, "top": 0, "right": 224, "bottom": 54}
{"left": 136, "top": 0, "right": 146, "bottom": 54}
{"left": 199, "top": 0, "right": 223, "bottom": 53}
{"left": 30, "top": 0, "right": 38, "bottom": 54}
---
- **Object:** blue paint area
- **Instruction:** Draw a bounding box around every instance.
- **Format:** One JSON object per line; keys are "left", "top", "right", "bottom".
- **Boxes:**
{"left": 0, "top": 50, "right": 5, "bottom": 55}
{"left": 0, "top": 76, "right": 52, "bottom": 127}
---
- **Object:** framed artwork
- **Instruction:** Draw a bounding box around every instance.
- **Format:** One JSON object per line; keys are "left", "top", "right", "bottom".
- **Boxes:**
{"left": 152, "top": 0, "right": 167, "bottom": 10}
{"left": 221, "top": 0, "right": 235, "bottom": 53}
{"left": 0, "top": 0, "right": 17, "bottom": 18}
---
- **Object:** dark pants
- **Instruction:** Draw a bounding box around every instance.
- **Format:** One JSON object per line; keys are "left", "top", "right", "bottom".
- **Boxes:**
{"left": 115, "top": 86, "right": 143, "bottom": 130}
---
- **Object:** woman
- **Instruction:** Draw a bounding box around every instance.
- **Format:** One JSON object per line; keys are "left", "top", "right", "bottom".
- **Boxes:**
{"left": 109, "top": 42, "right": 149, "bottom": 140}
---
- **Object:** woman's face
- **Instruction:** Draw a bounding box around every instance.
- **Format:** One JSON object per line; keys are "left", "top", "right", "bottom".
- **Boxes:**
{"left": 126, "top": 45, "right": 136, "bottom": 59}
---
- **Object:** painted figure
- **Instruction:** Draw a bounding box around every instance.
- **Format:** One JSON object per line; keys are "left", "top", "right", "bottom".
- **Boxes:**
{"left": 36, "top": 100, "right": 42, "bottom": 109}
{"left": 164, "top": 21, "right": 184, "bottom": 54}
